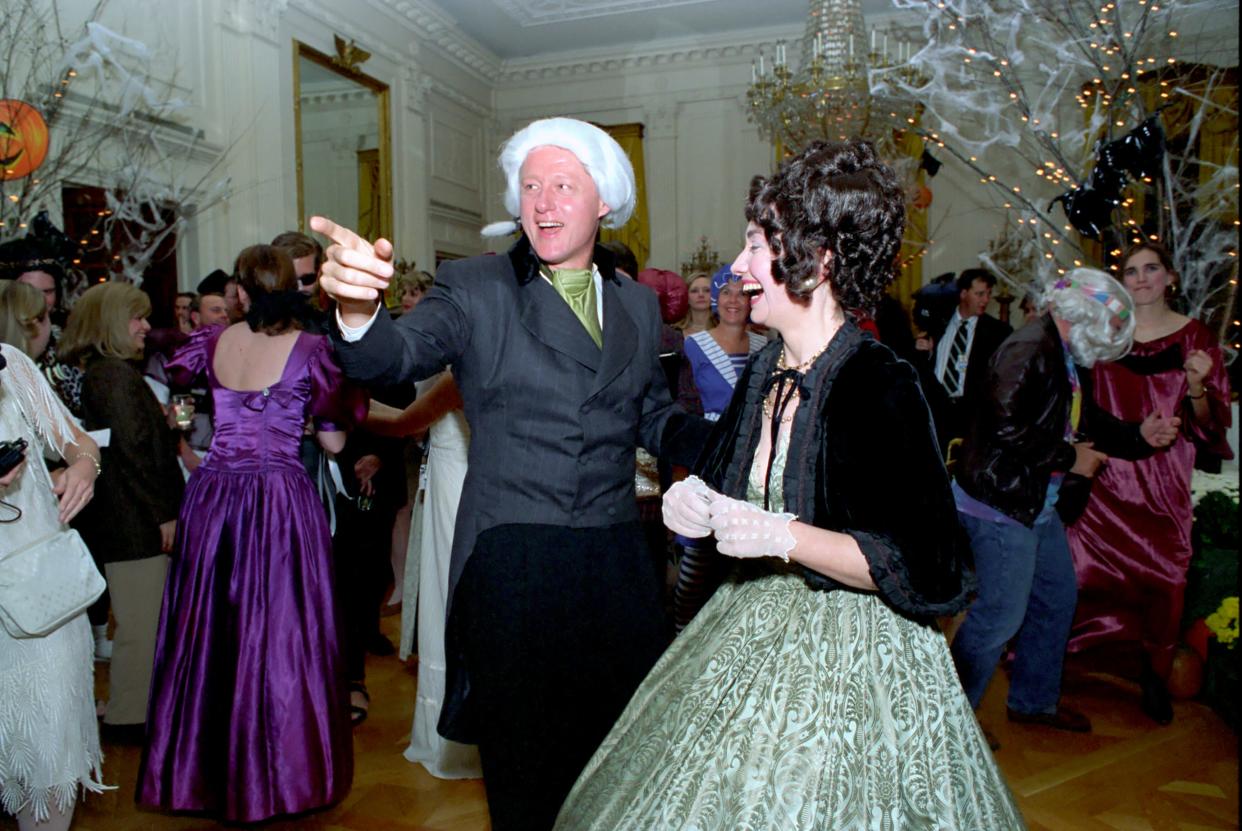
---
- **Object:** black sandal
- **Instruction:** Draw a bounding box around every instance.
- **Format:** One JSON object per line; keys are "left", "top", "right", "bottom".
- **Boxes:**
{"left": 348, "top": 682, "right": 370, "bottom": 727}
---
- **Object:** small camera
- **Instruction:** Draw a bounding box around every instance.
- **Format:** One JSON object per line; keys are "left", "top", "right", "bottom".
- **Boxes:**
{"left": 0, "top": 437, "right": 29, "bottom": 478}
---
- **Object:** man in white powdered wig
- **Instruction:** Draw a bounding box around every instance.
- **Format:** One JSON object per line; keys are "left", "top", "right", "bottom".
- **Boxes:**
{"left": 312, "top": 117, "right": 707, "bottom": 830}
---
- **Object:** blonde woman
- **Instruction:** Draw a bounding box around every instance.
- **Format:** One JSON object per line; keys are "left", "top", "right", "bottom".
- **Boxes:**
{"left": 674, "top": 271, "right": 715, "bottom": 335}
{"left": 59, "top": 282, "right": 185, "bottom": 737}
{"left": 0, "top": 281, "right": 53, "bottom": 361}
{"left": 394, "top": 268, "right": 434, "bottom": 314}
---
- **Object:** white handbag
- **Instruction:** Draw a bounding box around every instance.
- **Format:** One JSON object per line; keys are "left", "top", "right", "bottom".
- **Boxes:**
{"left": 0, "top": 528, "right": 106, "bottom": 638}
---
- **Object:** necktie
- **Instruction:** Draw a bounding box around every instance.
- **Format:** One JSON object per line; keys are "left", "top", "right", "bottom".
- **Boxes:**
{"left": 942, "top": 320, "right": 971, "bottom": 397}
{"left": 546, "top": 266, "right": 603, "bottom": 348}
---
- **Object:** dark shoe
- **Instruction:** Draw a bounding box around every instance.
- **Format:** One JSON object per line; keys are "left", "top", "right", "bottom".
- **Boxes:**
{"left": 348, "top": 682, "right": 370, "bottom": 728}
{"left": 99, "top": 722, "right": 146, "bottom": 746}
{"left": 1007, "top": 705, "right": 1092, "bottom": 733}
{"left": 1140, "top": 669, "right": 1174, "bottom": 725}
{"left": 366, "top": 632, "right": 395, "bottom": 656}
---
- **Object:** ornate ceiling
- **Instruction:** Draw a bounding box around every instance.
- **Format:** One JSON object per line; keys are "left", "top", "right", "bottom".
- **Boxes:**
{"left": 420, "top": 0, "right": 813, "bottom": 59}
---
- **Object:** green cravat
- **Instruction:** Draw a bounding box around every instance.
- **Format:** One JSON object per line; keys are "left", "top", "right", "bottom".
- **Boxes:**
{"left": 545, "top": 265, "right": 603, "bottom": 348}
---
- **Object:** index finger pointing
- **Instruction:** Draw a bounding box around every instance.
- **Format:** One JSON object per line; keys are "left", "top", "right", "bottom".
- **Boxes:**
{"left": 310, "top": 216, "right": 365, "bottom": 250}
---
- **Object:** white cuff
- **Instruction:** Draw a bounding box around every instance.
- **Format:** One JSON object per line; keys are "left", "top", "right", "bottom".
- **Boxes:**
{"left": 336, "top": 305, "right": 382, "bottom": 342}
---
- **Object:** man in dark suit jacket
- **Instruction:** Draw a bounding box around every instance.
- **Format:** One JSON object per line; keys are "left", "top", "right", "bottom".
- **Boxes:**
{"left": 916, "top": 268, "right": 1012, "bottom": 452}
{"left": 314, "top": 118, "right": 706, "bottom": 831}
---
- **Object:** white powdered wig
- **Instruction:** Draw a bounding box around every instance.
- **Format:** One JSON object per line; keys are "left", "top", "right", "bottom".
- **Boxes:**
{"left": 482, "top": 117, "right": 635, "bottom": 238}
{"left": 1041, "top": 267, "right": 1136, "bottom": 368}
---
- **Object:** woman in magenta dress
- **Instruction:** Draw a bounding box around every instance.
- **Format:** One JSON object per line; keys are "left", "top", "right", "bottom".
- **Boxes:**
{"left": 1067, "top": 241, "right": 1233, "bottom": 724}
{"left": 137, "top": 245, "right": 366, "bottom": 821}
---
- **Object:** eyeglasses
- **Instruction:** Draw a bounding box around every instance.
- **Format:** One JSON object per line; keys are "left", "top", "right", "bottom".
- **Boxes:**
{"left": 298, "top": 273, "right": 318, "bottom": 287}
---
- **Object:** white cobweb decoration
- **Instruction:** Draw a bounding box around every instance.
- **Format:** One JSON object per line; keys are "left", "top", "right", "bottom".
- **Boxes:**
{"left": 869, "top": 0, "right": 1238, "bottom": 347}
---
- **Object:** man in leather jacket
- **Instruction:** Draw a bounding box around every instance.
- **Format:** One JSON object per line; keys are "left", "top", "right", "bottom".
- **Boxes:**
{"left": 950, "top": 269, "right": 1180, "bottom": 745}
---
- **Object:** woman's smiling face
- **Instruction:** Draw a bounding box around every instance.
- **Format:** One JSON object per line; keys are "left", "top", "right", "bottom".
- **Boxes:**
{"left": 715, "top": 279, "right": 749, "bottom": 326}
{"left": 731, "top": 222, "right": 786, "bottom": 329}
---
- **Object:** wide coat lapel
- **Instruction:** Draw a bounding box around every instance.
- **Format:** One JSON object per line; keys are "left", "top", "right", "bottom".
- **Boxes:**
{"left": 590, "top": 275, "right": 638, "bottom": 400}
{"left": 509, "top": 237, "right": 602, "bottom": 373}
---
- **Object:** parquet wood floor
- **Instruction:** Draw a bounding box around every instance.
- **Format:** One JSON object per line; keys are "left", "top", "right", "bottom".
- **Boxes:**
{"left": 9, "top": 617, "right": 1236, "bottom": 830}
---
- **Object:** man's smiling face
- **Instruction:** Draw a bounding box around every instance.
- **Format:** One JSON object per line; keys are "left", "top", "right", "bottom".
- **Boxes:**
{"left": 519, "top": 145, "right": 609, "bottom": 271}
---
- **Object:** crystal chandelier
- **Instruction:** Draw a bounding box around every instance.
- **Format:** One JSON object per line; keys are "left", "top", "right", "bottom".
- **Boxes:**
{"left": 746, "top": 0, "right": 923, "bottom": 155}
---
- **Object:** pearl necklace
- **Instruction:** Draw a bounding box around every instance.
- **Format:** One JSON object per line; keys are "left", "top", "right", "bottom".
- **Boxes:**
{"left": 762, "top": 394, "right": 796, "bottom": 424}
{"left": 776, "top": 339, "right": 831, "bottom": 373}
{"left": 762, "top": 337, "right": 832, "bottom": 424}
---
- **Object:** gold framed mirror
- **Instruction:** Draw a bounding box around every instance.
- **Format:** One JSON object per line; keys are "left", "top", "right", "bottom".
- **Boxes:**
{"left": 292, "top": 39, "right": 392, "bottom": 241}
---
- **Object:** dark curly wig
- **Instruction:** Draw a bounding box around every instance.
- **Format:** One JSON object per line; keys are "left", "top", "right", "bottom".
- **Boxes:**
{"left": 745, "top": 139, "right": 905, "bottom": 314}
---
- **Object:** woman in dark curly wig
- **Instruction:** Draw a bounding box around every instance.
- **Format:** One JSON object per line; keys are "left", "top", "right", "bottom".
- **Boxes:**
{"left": 556, "top": 140, "right": 1025, "bottom": 830}
{"left": 138, "top": 244, "right": 367, "bottom": 822}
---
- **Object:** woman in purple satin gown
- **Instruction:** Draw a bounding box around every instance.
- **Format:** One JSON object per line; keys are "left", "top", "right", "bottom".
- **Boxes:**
{"left": 137, "top": 246, "right": 366, "bottom": 821}
{"left": 1067, "top": 242, "right": 1233, "bottom": 724}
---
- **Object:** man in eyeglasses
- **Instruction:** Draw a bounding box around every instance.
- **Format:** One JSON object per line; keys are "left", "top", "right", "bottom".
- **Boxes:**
{"left": 271, "top": 231, "right": 326, "bottom": 298}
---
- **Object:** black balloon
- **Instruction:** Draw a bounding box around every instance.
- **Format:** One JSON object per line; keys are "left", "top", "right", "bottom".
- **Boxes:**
{"left": 1057, "top": 114, "right": 1166, "bottom": 239}
{"left": 1088, "top": 155, "right": 1129, "bottom": 202}
{"left": 1051, "top": 186, "right": 1116, "bottom": 239}
{"left": 1100, "top": 136, "right": 1138, "bottom": 171}
{"left": 920, "top": 148, "right": 943, "bottom": 177}
{"left": 1120, "top": 115, "right": 1165, "bottom": 180}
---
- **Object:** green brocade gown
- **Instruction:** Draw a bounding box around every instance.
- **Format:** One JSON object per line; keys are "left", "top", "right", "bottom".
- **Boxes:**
{"left": 555, "top": 434, "right": 1026, "bottom": 831}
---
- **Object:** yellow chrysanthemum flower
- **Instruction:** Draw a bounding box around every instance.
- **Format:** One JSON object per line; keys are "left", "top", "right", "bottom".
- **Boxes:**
{"left": 1205, "top": 596, "right": 1239, "bottom": 647}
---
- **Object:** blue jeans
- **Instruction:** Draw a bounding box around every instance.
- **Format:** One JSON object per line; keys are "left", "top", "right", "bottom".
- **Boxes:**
{"left": 950, "top": 507, "right": 1078, "bottom": 715}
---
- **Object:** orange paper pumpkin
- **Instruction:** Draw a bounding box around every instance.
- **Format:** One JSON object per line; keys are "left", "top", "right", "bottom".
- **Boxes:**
{"left": 0, "top": 100, "right": 50, "bottom": 181}
{"left": 1184, "top": 618, "right": 1212, "bottom": 662}
{"left": 1167, "top": 644, "right": 1204, "bottom": 699}
{"left": 912, "top": 184, "right": 934, "bottom": 210}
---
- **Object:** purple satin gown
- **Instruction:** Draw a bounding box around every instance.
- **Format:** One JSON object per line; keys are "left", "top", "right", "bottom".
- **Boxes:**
{"left": 137, "top": 325, "right": 365, "bottom": 822}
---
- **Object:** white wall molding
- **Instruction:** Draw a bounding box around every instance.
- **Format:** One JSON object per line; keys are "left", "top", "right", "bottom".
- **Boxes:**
{"left": 429, "top": 200, "right": 488, "bottom": 258}
{"left": 495, "top": 88, "right": 748, "bottom": 130}
{"left": 402, "top": 65, "right": 434, "bottom": 114}
{"left": 381, "top": 0, "right": 503, "bottom": 83}
{"left": 492, "top": 0, "right": 728, "bottom": 26}
{"left": 218, "top": 0, "right": 291, "bottom": 44}
{"left": 427, "top": 81, "right": 493, "bottom": 119}
{"left": 429, "top": 199, "right": 484, "bottom": 223}
{"left": 299, "top": 88, "right": 378, "bottom": 107}
{"left": 496, "top": 24, "right": 802, "bottom": 84}
{"left": 288, "top": 0, "right": 409, "bottom": 68}
{"left": 53, "top": 94, "right": 227, "bottom": 169}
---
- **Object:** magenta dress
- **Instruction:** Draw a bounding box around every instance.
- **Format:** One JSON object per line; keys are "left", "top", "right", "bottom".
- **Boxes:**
{"left": 1067, "top": 319, "right": 1232, "bottom": 675}
{"left": 137, "top": 325, "right": 365, "bottom": 822}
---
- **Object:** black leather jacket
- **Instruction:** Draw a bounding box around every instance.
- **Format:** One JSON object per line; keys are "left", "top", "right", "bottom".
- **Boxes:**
{"left": 957, "top": 314, "right": 1154, "bottom": 527}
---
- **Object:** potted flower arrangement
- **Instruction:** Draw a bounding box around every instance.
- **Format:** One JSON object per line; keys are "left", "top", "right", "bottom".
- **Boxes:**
{"left": 1182, "top": 481, "right": 1239, "bottom": 728}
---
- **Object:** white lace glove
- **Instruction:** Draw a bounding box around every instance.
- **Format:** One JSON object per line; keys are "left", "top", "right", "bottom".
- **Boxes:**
{"left": 662, "top": 476, "right": 715, "bottom": 538}
{"left": 709, "top": 495, "right": 797, "bottom": 561}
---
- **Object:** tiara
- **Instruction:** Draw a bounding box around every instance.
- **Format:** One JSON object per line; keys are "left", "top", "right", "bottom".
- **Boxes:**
{"left": 1053, "top": 279, "right": 1131, "bottom": 320}
{"left": 0, "top": 256, "right": 61, "bottom": 272}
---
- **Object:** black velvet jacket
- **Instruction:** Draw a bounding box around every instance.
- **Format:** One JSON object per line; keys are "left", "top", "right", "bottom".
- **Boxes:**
{"left": 698, "top": 321, "right": 973, "bottom": 620}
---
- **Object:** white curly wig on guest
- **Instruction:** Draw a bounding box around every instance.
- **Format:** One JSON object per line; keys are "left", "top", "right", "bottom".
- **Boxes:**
{"left": 481, "top": 117, "right": 636, "bottom": 238}
{"left": 1040, "top": 267, "right": 1136, "bottom": 367}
